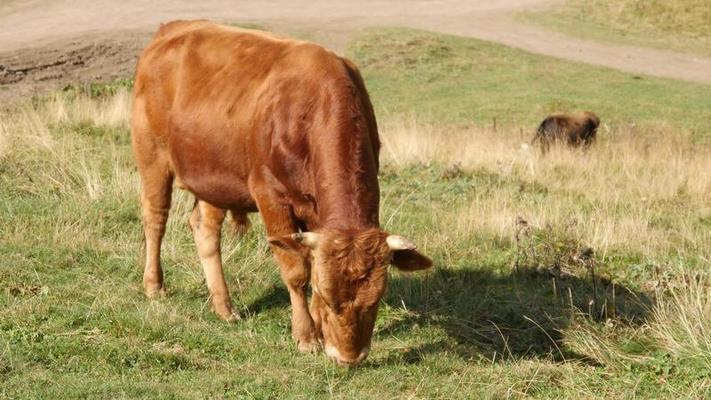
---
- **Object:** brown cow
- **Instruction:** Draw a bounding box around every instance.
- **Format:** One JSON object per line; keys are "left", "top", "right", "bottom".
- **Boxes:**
{"left": 532, "top": 111, "right": 600, "bottom": 152}
{"left": 131, "top": 20, "right": 432, "bottom": 365}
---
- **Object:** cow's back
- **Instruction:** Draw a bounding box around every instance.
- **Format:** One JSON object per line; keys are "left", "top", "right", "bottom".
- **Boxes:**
{"left": 132, "top": 21, "right": 369, "bottom": 210}
{"left": 133, "top": 20, "right": 302, "bottom": 144}
{"left": 534, "top": 111, "right": 599, "bottom": 148}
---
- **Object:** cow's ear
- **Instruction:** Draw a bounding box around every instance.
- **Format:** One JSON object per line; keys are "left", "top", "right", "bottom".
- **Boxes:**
{"left": 390, "top": 249, "right": 433, "bottom": 271}
{"left": 268, "top": 232, "right": 321, "bottom": 252}
{"left": 386, "top": 235, "right": 433, "bottom": 271}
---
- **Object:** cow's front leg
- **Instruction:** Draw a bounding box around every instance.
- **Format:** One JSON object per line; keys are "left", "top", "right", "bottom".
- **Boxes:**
{"left": 272, "top": 247, "right": 319, "bottom": 353}
{"left": 250, "top": 180, "right": 318, "bottom": 352}
{"left": 189, "top": 200, "right": 239, "bottom": 322}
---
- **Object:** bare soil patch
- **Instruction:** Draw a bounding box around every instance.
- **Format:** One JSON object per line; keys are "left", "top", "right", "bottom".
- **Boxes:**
{"left": 0, "top": 31, "right": 146, "bottom": 103}
{"left": 1, "top": 0, "right": 709, "bottom": 105}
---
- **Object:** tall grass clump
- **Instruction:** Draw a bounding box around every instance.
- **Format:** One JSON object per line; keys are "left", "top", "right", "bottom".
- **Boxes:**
{"left": 562, "top": 266, "right": 710, "bottom": 393}
{"left": 650, "top": 267, "right": 711, "bottom": 370}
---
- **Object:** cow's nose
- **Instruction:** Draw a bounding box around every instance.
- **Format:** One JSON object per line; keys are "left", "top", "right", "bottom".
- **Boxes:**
{"left": 325, "top": 345, "right": 369, "bottom": 366}
{"left": 356, "top": 347, "right": 369, "bottom": 363}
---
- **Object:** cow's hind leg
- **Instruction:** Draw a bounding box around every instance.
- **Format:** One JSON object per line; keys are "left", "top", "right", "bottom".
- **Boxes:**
{"left": 228, "top": 209, "right": 251, "bottom": 237}
{"left": 138, "top": 162, "right": 173, "bottom": 298}
{"left": 189, "top": 200, "right": 239, "bottom": 322}
{"left": 133, "top": 93, "right": 174, "bottom": 298}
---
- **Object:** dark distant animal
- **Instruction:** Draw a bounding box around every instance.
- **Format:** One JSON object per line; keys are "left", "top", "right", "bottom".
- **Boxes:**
{"left": 131, "top": 20, "right": 432, "bottom": 366}
{"left": 532, "top": 111, "right": 600, "bottom": 152}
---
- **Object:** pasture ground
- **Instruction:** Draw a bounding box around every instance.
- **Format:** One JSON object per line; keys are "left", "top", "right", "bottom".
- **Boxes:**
{"left": 1, "top": 27, "right": 710, "bottom": 398}
{"left": 521, "top": 0, "right": 711, "bottom": 57}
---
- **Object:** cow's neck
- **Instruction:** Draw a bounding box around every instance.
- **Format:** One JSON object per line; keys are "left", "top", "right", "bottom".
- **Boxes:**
{"left": 310, "top": 120, "right": 380, "bottom": 233}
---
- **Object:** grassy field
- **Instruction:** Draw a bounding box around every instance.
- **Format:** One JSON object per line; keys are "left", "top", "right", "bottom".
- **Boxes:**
{"left": 520, "top": 0, "right": 711, "bottom": 56}
{"left": 1, "top": 28, "right": 710, "bottom": 398}
{"left": 350, "top": 28, "right": 711, "bottom": 140}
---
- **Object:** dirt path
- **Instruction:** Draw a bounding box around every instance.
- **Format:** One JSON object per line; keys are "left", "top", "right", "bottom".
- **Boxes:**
{"left": 1, "top": 0, "right": 710, "bottom": 104}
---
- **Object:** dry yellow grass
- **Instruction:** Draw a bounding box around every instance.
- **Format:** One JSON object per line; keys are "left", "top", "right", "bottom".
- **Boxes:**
{"left": 2, "top": 90, "right": 131, "bottom": 179}
{"left": 380, "top": 116, "right": 711, "bottom": 261}
{"left": 3, "top": 91, "right": 709, "bottom": 262}
{"left": 3, "top": 91, "right": 710, "bottom": 259}
{"left": 43, "top": 89, "right": 132, "bottom": 127}
{"left": 0, "top": 89, "right": 134, "bottom": 246}
{"left": 650, "top": 266, "right": 711, "bottom": 369}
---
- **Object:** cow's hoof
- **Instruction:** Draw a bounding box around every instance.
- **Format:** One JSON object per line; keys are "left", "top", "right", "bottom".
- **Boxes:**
{"left": 144, "top": 285, "right": 166, "bottom": 298}
{"left": 297, "top": 338, "right": 321, "bottom": 353}
{"left": 219, "top": 310, "right": 241, "bottom": 323}
{"left": 213, "top": 305, "right": 241, "bottom": 322}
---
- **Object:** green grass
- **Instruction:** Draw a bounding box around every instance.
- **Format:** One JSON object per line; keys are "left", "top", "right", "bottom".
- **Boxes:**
{"left": 349, "top": 27, "right": 711, "bottom": 139}
{"left": 520, "top": 0, "right": 711, "bottom": 57}
{"left": 229, "top": 22, "right": 268, "bottom": 31}
{"left": 1, "top": 28, "right": 710, "bottom": 398}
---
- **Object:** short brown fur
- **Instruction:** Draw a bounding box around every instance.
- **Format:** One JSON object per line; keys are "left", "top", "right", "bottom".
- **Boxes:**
{"left": 131, "top": 20, "right": 431, "bottom": 365}
{"left": 532, "top": 111, "right": 600, "bottom": 152}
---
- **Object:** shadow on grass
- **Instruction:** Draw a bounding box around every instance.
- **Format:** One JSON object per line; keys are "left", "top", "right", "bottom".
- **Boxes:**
{"left": 377, "top": 266, "right": 651, "bottom": 365}
{"left": 243, "top": 263, "right": 651, "bottom": 365}
{"left": 244, "top": 284, "right": 290, "bottom": 316}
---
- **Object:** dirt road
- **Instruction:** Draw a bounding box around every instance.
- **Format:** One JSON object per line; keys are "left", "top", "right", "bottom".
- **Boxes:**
{"left": 1, "top": 0, "right": 710, "bottom": 104}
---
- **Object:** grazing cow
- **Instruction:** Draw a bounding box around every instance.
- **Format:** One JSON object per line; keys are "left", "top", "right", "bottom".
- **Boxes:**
{"left": 532, "top": 111, "right": 600, "bottom": 152}
{"left": 131, "top": 20, "right": 432, "bottom": 365}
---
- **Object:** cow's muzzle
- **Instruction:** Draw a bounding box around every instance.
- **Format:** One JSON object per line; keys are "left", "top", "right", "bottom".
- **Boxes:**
{"left": 325, "top": 344, "right": 370, "bottom": 366}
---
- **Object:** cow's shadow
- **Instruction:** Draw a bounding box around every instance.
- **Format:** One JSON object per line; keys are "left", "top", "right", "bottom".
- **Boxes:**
{"left": 244, "top": 264, "right": 651, "bottom": 365}
{"left": 375, "top": 265, "right": 651, "bottom": 365}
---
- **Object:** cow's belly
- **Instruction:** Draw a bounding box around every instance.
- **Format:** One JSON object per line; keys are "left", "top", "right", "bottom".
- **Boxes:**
{"left": 168, "top": 129, "right": 256, "bottom": 210}
{"left": 177, "top": 169, "right": 256, "bottom": 211}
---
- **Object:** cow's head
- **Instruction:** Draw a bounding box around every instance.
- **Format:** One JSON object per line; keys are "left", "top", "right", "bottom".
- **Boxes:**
{"left": 268, "top": 228, "right": 432, "bottom": 365}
